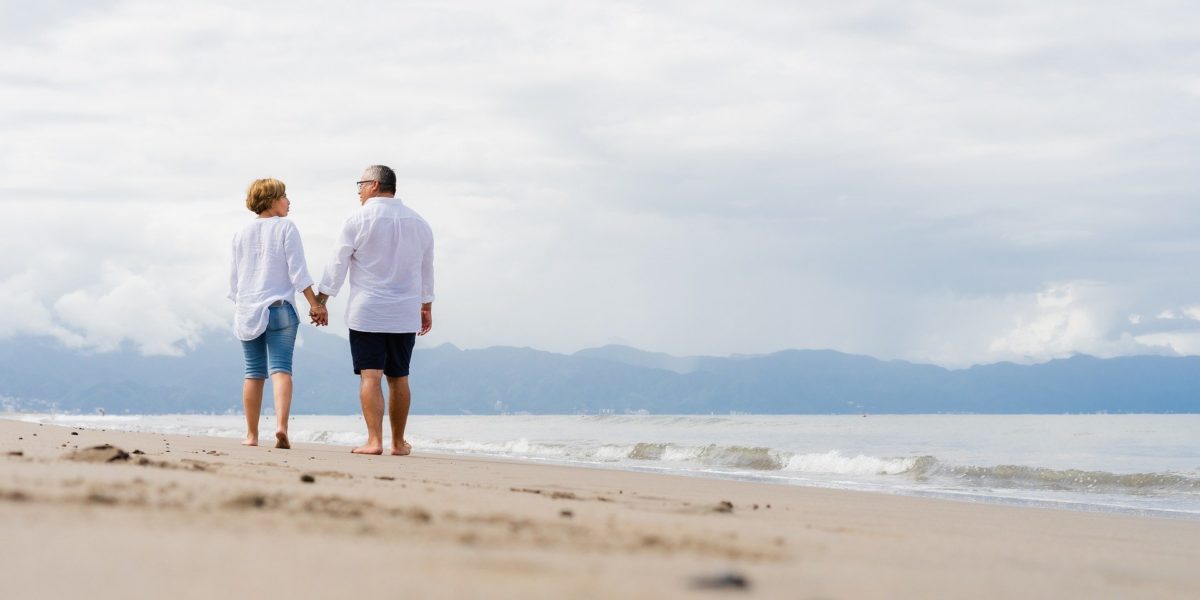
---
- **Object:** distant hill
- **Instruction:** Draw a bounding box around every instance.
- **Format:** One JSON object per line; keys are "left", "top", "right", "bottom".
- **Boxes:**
{"left": 0, "top": 333, "right": 1197, "bottom": 414}
{"left": 572, "top": 345, "right": 710, "bottom": 374}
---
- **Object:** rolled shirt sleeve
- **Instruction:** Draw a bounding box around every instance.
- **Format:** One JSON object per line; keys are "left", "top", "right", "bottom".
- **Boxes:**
{"left": 228, "top": 235, "right": 239, "bottom": 302}
{"left": 319, "top": 215, "right": 357, "bottom": 297}
{"left": 283, "top": 221, "right": 315, "bottom": 293}
{"left": 421, "top": 225, "right": 435, "bottom": 304}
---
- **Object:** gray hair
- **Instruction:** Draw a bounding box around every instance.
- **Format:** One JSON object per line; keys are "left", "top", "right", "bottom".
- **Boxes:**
{"left": 362, "top": 165, "right": 396, "bottom": 193}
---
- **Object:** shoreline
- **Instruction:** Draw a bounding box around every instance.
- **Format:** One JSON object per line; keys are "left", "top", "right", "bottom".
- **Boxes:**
{"left": 10, "top": 412, "right": 1200, "bottom": 521}
{"left": 2, "top": 419, "right": 1199, "bottom": 598}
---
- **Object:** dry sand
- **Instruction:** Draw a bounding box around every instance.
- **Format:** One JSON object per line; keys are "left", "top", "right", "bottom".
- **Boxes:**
{"left": 0, "top": 418, "right": 1197, "bottom": 599}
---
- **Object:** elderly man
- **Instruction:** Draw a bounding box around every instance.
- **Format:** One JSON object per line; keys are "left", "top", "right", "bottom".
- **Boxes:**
{"left": 316, "top": 165, "right": 434, "bottom": 456}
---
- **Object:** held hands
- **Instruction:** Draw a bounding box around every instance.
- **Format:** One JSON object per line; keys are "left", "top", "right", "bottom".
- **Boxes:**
{"left": 309, "top": 304, "right": 329, "bottom": 327}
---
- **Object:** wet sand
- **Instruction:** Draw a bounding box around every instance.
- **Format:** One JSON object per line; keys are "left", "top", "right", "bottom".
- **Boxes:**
{"left": 0, "top": 417, "right": 1197, "bottom": 599}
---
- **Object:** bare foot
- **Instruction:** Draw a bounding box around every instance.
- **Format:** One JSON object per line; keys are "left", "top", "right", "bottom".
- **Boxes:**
{"left": 275, "top": 431, "right": 290, "bottom": 449}
{"left": 352, "top": 445, "right": 383, "bottom": 455}
{"left": 391, "top": 441, "right": 412, "bottom": 456}
{"left": 242, "top": 436, "right": 258, "bottom": 447}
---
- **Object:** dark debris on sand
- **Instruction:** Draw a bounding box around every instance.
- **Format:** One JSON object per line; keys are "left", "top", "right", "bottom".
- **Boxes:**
{"left": 1, "top": 490, "right": 30, "bottom": 502}
{"left": 689, "top": 571, "right": 751, "bottom": 591}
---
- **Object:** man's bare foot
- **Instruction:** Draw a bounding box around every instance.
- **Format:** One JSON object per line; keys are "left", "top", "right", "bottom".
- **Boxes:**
{"left": 391, "top": 441, "right": 412, "bottom": 456}
{"left": 352, "top": 445, "right": 383, "bottom": 455}
{"left": 275, "top": 431, "right": 290, "bottom": 449}
{"left": 242, "top": 436, "right": 258, "bottom": 447}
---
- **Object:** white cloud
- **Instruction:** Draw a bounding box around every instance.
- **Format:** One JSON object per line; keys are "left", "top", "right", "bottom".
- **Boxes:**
{"left": 1134, "top": 332, "right": 1200, "bottom": 355}
{"left": 989, "top": 283, "right": 1112, "bottom": 361}
{"left": 2, "top": 1, "right": 1200, "bottom": 366}
{"left": 53, "top": 262, "right": 212, "bottom": 355}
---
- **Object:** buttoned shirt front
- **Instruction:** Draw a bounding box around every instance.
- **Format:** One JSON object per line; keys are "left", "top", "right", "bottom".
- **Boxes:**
{"left": 318, "top": 196, "right": 435, "bottom": 333}
{"left": 228, "top": 217, "right": 314, "bottom": 341}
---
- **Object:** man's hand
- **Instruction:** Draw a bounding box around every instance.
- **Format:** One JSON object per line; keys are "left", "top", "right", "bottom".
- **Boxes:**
{"left": 419, "top": 303, "right": 432, "bottom": 336}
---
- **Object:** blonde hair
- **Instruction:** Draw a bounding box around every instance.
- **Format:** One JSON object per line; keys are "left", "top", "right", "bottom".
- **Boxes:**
{"left": 245, "top": 178, "right": 286, "bottom": 213}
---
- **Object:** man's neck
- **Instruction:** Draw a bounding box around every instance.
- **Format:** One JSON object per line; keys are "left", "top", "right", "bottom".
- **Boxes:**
{"left": 360, "top": 193, "right": 397, "bottom": 205}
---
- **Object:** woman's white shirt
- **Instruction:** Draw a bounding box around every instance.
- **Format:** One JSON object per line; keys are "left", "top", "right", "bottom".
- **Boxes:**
{"left": 228, "top": 217, "right": 314, "bottom": 341}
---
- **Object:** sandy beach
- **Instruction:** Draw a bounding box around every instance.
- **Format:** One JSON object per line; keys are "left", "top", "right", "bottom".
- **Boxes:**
{"left": 0, "top": 418, "right": 1197, "bottom": 599}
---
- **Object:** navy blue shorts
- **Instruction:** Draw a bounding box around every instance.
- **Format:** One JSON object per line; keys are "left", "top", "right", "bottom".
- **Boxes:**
{"left": 349, "top": 330, "right": 416, "bottom": 378}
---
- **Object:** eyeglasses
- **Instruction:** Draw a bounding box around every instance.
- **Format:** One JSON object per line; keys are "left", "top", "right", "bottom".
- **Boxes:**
{"left": 356, "top": 180, "right": 376, "bottom": 188}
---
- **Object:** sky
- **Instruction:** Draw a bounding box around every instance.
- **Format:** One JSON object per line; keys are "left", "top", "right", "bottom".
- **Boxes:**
{"left": 1, "top": 0, "right": 1199, "bottom": 368}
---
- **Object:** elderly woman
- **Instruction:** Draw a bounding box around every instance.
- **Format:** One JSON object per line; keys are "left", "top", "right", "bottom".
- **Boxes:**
{"left": 229, "top": 178, "right": 328, "bottom": 448}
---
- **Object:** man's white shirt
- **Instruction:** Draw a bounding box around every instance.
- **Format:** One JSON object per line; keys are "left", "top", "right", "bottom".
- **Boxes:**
{"left": 318, "top": 196, "right": 434, "bottom": 333}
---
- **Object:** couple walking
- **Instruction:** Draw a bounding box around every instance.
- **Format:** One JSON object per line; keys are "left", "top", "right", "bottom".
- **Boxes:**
{"left": 228, "top": 165, "right": 434, "bottom": 456}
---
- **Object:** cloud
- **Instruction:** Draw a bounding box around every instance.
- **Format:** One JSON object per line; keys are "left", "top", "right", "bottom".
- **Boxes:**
{"left": 2, "top": 1, "right": 1200, "bottom": 366}
{"left": 989, "top": 283, "right": 1120, "bottom": 361}
{"left": 53, "top": 262, "right": 216, "bottom": 356}
{"left": 1134, "top": 332, "right": 1200, "bottom": 355}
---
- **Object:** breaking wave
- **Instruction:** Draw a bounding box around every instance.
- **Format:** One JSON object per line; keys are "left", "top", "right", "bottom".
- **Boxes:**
{"left": 905, "top": 457, "right": 1200, "bottom": 494}
{"left": 411, "top": 438, "right": 1200, "bottom": 496}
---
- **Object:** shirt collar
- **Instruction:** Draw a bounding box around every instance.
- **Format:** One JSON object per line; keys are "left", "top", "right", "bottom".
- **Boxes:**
{"left": 364, "top": 195, "right": 402, "bottom": 205}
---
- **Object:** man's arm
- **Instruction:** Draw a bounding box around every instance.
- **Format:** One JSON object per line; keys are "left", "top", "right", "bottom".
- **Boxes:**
{"left": 318, "top": 215, "right": 357, "bottom": 301}
{"left": 418, "top": 223, "right": 434, "bottom": 336}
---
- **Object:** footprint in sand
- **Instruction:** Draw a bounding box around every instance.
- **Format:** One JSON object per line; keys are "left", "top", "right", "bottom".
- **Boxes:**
{"left": 65, "top": 445, "right": 130, "bottom": 464}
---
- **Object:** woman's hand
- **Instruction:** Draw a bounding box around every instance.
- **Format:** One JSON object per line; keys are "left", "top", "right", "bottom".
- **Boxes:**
{"left": 309, "top": 304, "right": 328, "bottom": 326}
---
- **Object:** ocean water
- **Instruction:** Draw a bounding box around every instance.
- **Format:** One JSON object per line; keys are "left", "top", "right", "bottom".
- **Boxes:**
{"left": 12, "top": 413, "right": 1200, "bottom": 518}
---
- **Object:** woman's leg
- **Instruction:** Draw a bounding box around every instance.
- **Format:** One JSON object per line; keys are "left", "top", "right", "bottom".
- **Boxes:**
{"left": 265, "top": 302, "right": 299, "bottom": 449}
{"left": 242, "top": 379, "right": 265, "bottom": 445}
{"left": 241, "top": 335, "right": 269, "bottom": 446}
{"left": 271, "top": 372, "right": 292, "bottom": 448}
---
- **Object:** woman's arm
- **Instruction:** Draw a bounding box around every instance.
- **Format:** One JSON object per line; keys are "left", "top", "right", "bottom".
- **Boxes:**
{"left": 299, "top": 285, "right": 327, "bottom": 326}
{"left": 228, "top": 236, "right": 239, "bottom": 303}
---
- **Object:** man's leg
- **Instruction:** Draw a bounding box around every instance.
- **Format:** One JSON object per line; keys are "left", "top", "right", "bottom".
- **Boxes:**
{"left": 387, "top": 376, "right": 412, "bottom": 456}
{"left": 353, "top": 369, "right": 385, "bottom": 455}
{"left": 242, "top": 378, "right": 264, "bottom": 446}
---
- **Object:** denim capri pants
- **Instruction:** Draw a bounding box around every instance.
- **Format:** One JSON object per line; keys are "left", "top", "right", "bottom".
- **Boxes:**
{"left": 241, "top": 301, "right": 299, "bottom": 379}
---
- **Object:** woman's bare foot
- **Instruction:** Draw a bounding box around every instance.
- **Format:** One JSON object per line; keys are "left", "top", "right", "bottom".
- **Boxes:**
{"left": 391, "top": 441, "right": 412, "bottom": 456}
{"left": 351, "top": 445, "right": 383, "bottom": 455}
{"left": 275, "top": 431, "right": 290, "bottom": 449}
{"left": 242, "top": 436, "right": 258, "bottom": 446}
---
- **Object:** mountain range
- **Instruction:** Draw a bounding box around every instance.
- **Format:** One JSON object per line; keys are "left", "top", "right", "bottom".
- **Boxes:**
{"left": 0, "top": 331, "right": 1197, "bottom": 414}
